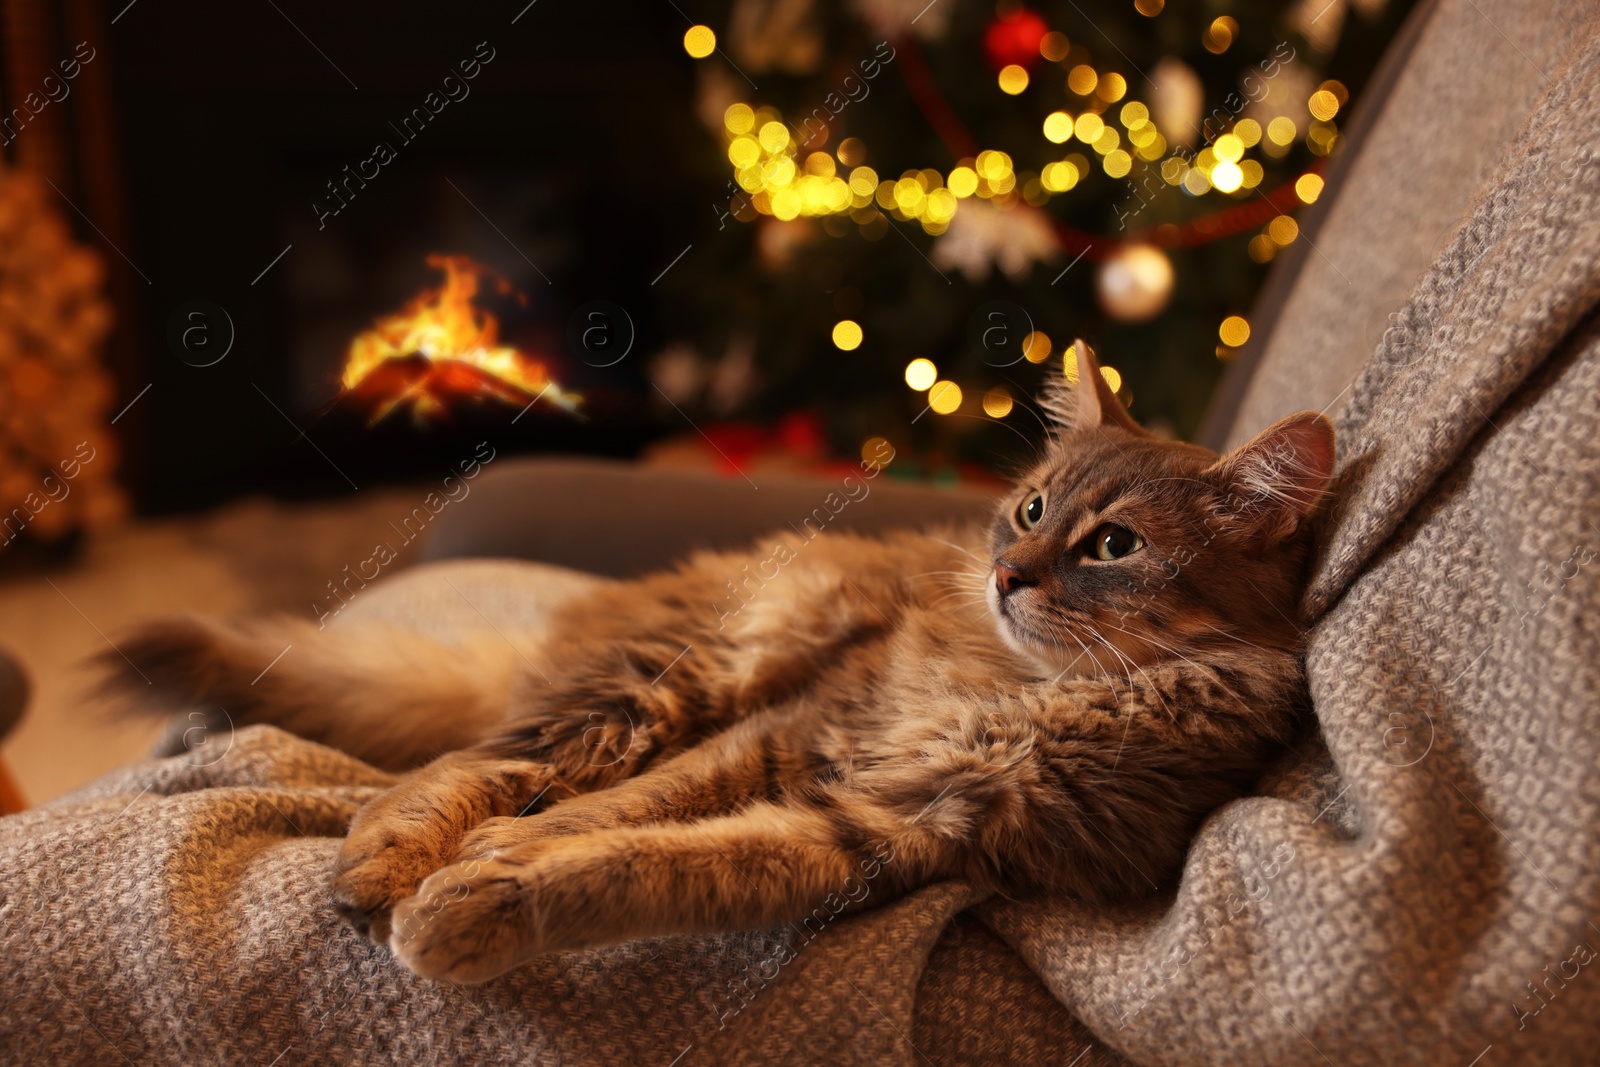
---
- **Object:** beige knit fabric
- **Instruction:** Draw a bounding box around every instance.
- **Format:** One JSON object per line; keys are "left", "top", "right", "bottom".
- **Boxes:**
{"left": 5, "top": 4, "right": 1600, "bottom": 1065}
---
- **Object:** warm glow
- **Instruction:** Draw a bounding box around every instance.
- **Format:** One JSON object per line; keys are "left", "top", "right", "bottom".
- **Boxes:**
{"left": 1023, "top": 331, "right": 1052, "bottom": 363}
{"left": 1067, "top": 65, "right": 1098, "bottom": 95}
{"left": 1296, "top": 173, "right": 1325, "bottom": 203}
{"left": 983, "top": 387, "right": 1013, "bottom": 418}
{"left": 1043, "top": 111, "right": 1074, "bottom": 143}
{"left": 1267, "top": 116, "right": 1298, "bottom": 145}
{"left": 1210, "top": 160, "right": 1243, "bottom": 192}
{"left": 1074, "top": 113, "right": 1105, "bottom": 144}
{"left": 1219, "top": 315, "right": 1251, "bottom": 347}
{"left": 861, "top": 436, "right": 893, "bottom": 469}
{"left": 1269, "top": 215, "right": 1300, "bottom": 244}
{"left": 724, "top": 103, "right": 754, "bottom": 134}
{"left": 341, "top": 255, "right": 574, "bottom": 415}
{"left": 1100, "top": 365, "right": 1122, "bottom": 393}
{"left": 1308, "top": 90, "right": 1341, "bottom": 121}
{"left": 904, "top": 358, "right": 937, "bottom": 390}
{"left": 683, "top": 25, "right": 716, "bottom": 59}
{"left": 998, "top": 65, "right": 1030, "bottom": 95}
{"left": 832, "top": 319, "right": 863, "bottom": 350}
{"left": 928, "top": 381, "right": 963, "bottom": 414}
{"left": 758, "top": 121, "right": 790, "bottom": 154}
{"left": 947, "top": 166, "right": 979, "bottom": 197}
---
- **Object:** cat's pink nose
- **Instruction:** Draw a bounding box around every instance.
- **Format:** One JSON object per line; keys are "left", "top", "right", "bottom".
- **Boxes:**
{"left": 994, "top": 562, "right": 1033, "bottom": 595}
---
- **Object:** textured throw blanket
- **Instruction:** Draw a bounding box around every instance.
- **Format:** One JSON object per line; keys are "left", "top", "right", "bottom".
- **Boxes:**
{"left": 6, "top": 5, "right": 1600, "bottom": 1066}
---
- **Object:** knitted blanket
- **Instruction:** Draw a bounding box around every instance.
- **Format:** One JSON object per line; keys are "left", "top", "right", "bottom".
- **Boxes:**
{"left": 5, "top": 3, "right": 1599, "bottom": 1064}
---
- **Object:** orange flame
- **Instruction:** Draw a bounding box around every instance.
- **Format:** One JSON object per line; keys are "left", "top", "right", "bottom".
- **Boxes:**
{"left": 340, "top": 255, "right": 576, "bottom": 415}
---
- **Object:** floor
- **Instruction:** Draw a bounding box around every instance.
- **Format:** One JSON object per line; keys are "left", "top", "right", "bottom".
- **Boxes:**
{"left": 0, "top": 488, "right": 431, "bottom": 805}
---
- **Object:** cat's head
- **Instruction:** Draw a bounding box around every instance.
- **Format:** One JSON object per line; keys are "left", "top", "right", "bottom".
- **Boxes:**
{"left": 987, "top": 341, "right": 1334, "bottom": 678}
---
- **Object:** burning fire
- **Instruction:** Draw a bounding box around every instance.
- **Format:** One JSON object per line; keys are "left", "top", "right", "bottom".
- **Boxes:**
{"left": 340, "top": 254, "right": 577, "bottom": 421}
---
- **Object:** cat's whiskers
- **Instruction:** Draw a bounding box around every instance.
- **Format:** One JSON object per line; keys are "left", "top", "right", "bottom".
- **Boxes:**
{"left": 1075, "top": 620, "right": 1138, "bottom": 689}
{"left": 925, "top": 537, "right": 991, "bottom": 568}
{"left": 1197, "top": 619, "right": 1274, "bottom": 652}
{"left": 1035, "top": 614, "right": 1103, "bottom": 683}
{"left": 1102, "top": 621, "right": 1252, "bottom": 709}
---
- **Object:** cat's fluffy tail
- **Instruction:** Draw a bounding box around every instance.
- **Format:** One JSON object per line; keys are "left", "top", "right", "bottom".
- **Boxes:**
{"left": 98, "top": 615, "right": 514, "bottom": 770}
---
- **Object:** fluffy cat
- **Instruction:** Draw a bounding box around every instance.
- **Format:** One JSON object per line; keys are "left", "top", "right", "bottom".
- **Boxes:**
{"left": 108, "top": 343, "right": 1334, "bottom": 984}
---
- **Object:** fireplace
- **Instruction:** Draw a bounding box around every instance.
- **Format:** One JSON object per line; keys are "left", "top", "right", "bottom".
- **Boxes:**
{"left": 96, "top": 0, "right": 705, "bottom": 510}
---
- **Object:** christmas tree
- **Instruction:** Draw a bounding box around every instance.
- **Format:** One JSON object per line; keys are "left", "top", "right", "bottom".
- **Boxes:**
{"left": 657, "top": 0, "right": 1416, "bottom": 477}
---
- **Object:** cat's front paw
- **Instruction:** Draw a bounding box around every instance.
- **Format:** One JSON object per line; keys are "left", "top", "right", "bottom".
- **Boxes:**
{"left": 331, "top": 818, "right": 452, "bottom": 944}
{"left": 388, "top": 858, "right": 538, "bottom": 983}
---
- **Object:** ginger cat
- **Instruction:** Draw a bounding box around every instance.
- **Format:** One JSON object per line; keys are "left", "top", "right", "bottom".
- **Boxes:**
{"left": 110, "top": 343, "right": 1333, "bottom": 984}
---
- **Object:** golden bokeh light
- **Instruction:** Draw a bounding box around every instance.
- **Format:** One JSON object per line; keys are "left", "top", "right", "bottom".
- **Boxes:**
{"left": 683, "top": 25, "right": 717, "bottom": 59}
{"left": 1043, "top": 111, "right": 1075, "bottom": 143}
{"left": 947, "top": 166, "right": 979, "bottom": 197}
{"left": 998, "top": 64, "right": 1030, "bottom": 95}
{"left": 758, "top": 121, "right": 790, "bottom": 154}
{"left": 1202, "top": 16, "right": 1238, "bottom": 53}
{"left": 861, "top": 437, "right": 893, "bottom": 469}
{"left": 1067, "top": 64, "right": 1098, "bottom": 95}
{"left": 1023, "top": 330, "right": 1052, "bottom": 363}
{"left": 1210, "top": 160, "right": 1243, "bottom": 192}
{"left": 1219, "top": 315, "right": 1251, "bottom": 347}
{"left": 1040, "top": 31, "right": 1071, "bottom": 62}
{"left": 1103, "top": 149, "right": 1132, "bottom": 178}
{"left": 1135, "top": 0, "right": 1164, "bottom": 14}
{"left": 983, "top": 386, "right": 1014, "bottom": 418}
{"left": 1120, "top": 101, "right": 1149, "bottom": 127}
{"left": 1234, "top": 118, "right": 1262, "bottom": 146}
{"left": 724, "top": 103, "right": 754, "bottom": 134}
{"left": 849, "top": 166, "right": 879, "bottom": 198}
{"left": 1096, "top": 72, "right": 1127, "bottom": 102}
{"left": 1074, "top": 112, "right": 1105, "bottom": 144}
{"left": 1041, "top": 160, "right": 1079, "bottom": 192}
{"left": 1296, "top": 173, "right": 1325, "bottom": 203}
{"left": 804, "top": 152, "right": 836, "bottom": 178}
{"left": 1308, "top": 90, "right": 1340, "bottom": 121}
{"left": 928, "top": 381, "right": 963, "bottom": 414}
{"left": 1267, "top": 116, "right": 1298, "bottom": 146}
{"left": 1100, "top": 365, "right": 1123, "bottom": 392}
{"left": 836, "top": 137, "right": 866, "bottom": 167}
{"left": 1268, "top": 215, "right": 1300, "bottom": 245}
{"left": 1213, "top": 134, "right": 1244, "bottom": 163}
{"left": 904, "top": 358, "right": 937, "bottom": 391}
{"left": 832, "top": 319, "right": 863, "bottom": 350}
{"left": 728, "top": 136, "right": 760, "bottom": 168}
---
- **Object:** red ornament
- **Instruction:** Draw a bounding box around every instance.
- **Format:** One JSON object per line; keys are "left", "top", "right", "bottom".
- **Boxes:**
{"left": 984, "top": 9, "right": 1050, "bottom": 71}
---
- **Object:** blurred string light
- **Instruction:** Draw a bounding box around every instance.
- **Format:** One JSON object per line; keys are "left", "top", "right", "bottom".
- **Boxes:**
{"left": 682, "top": 25, "right": 716, "bottom": 59}
{"left": 998, "top": 64, "right": 1030, "bottom": 94}
{"left": 710, "top": 65, "right": 1332, "bottom": 235}
{"left": 904, "top": 358, "right": 937, "bottom": 390}
{"left": 686, "top": 21, "right": 1352, "bottom": 422}
{"left": 928, "top": 381, "right": 963, "bottom": 415}
{"left": 983, "top": 387, "right": 1014, "bottom": 418}
{"left": 1219, "top": 315, "right": 1251, "bottom": 347}
{"left": 832, "top": 319, "right": 863, "bottom": 350}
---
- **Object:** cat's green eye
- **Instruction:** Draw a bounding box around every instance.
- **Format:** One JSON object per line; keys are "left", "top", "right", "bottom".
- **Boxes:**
{"left": 1017, "top": 490, "right": 1045, "bottom": 530}
{"left": 1093, "top": 524, "right": 1145, "bottom": 561}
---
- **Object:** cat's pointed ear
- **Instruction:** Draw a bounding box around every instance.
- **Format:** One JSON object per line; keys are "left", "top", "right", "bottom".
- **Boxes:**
{"left": 1207, "top": 411, "right": 1336, "bottom": 542}
{"left": 1040, "top": 339, "right": 1145, "bottom": 435}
